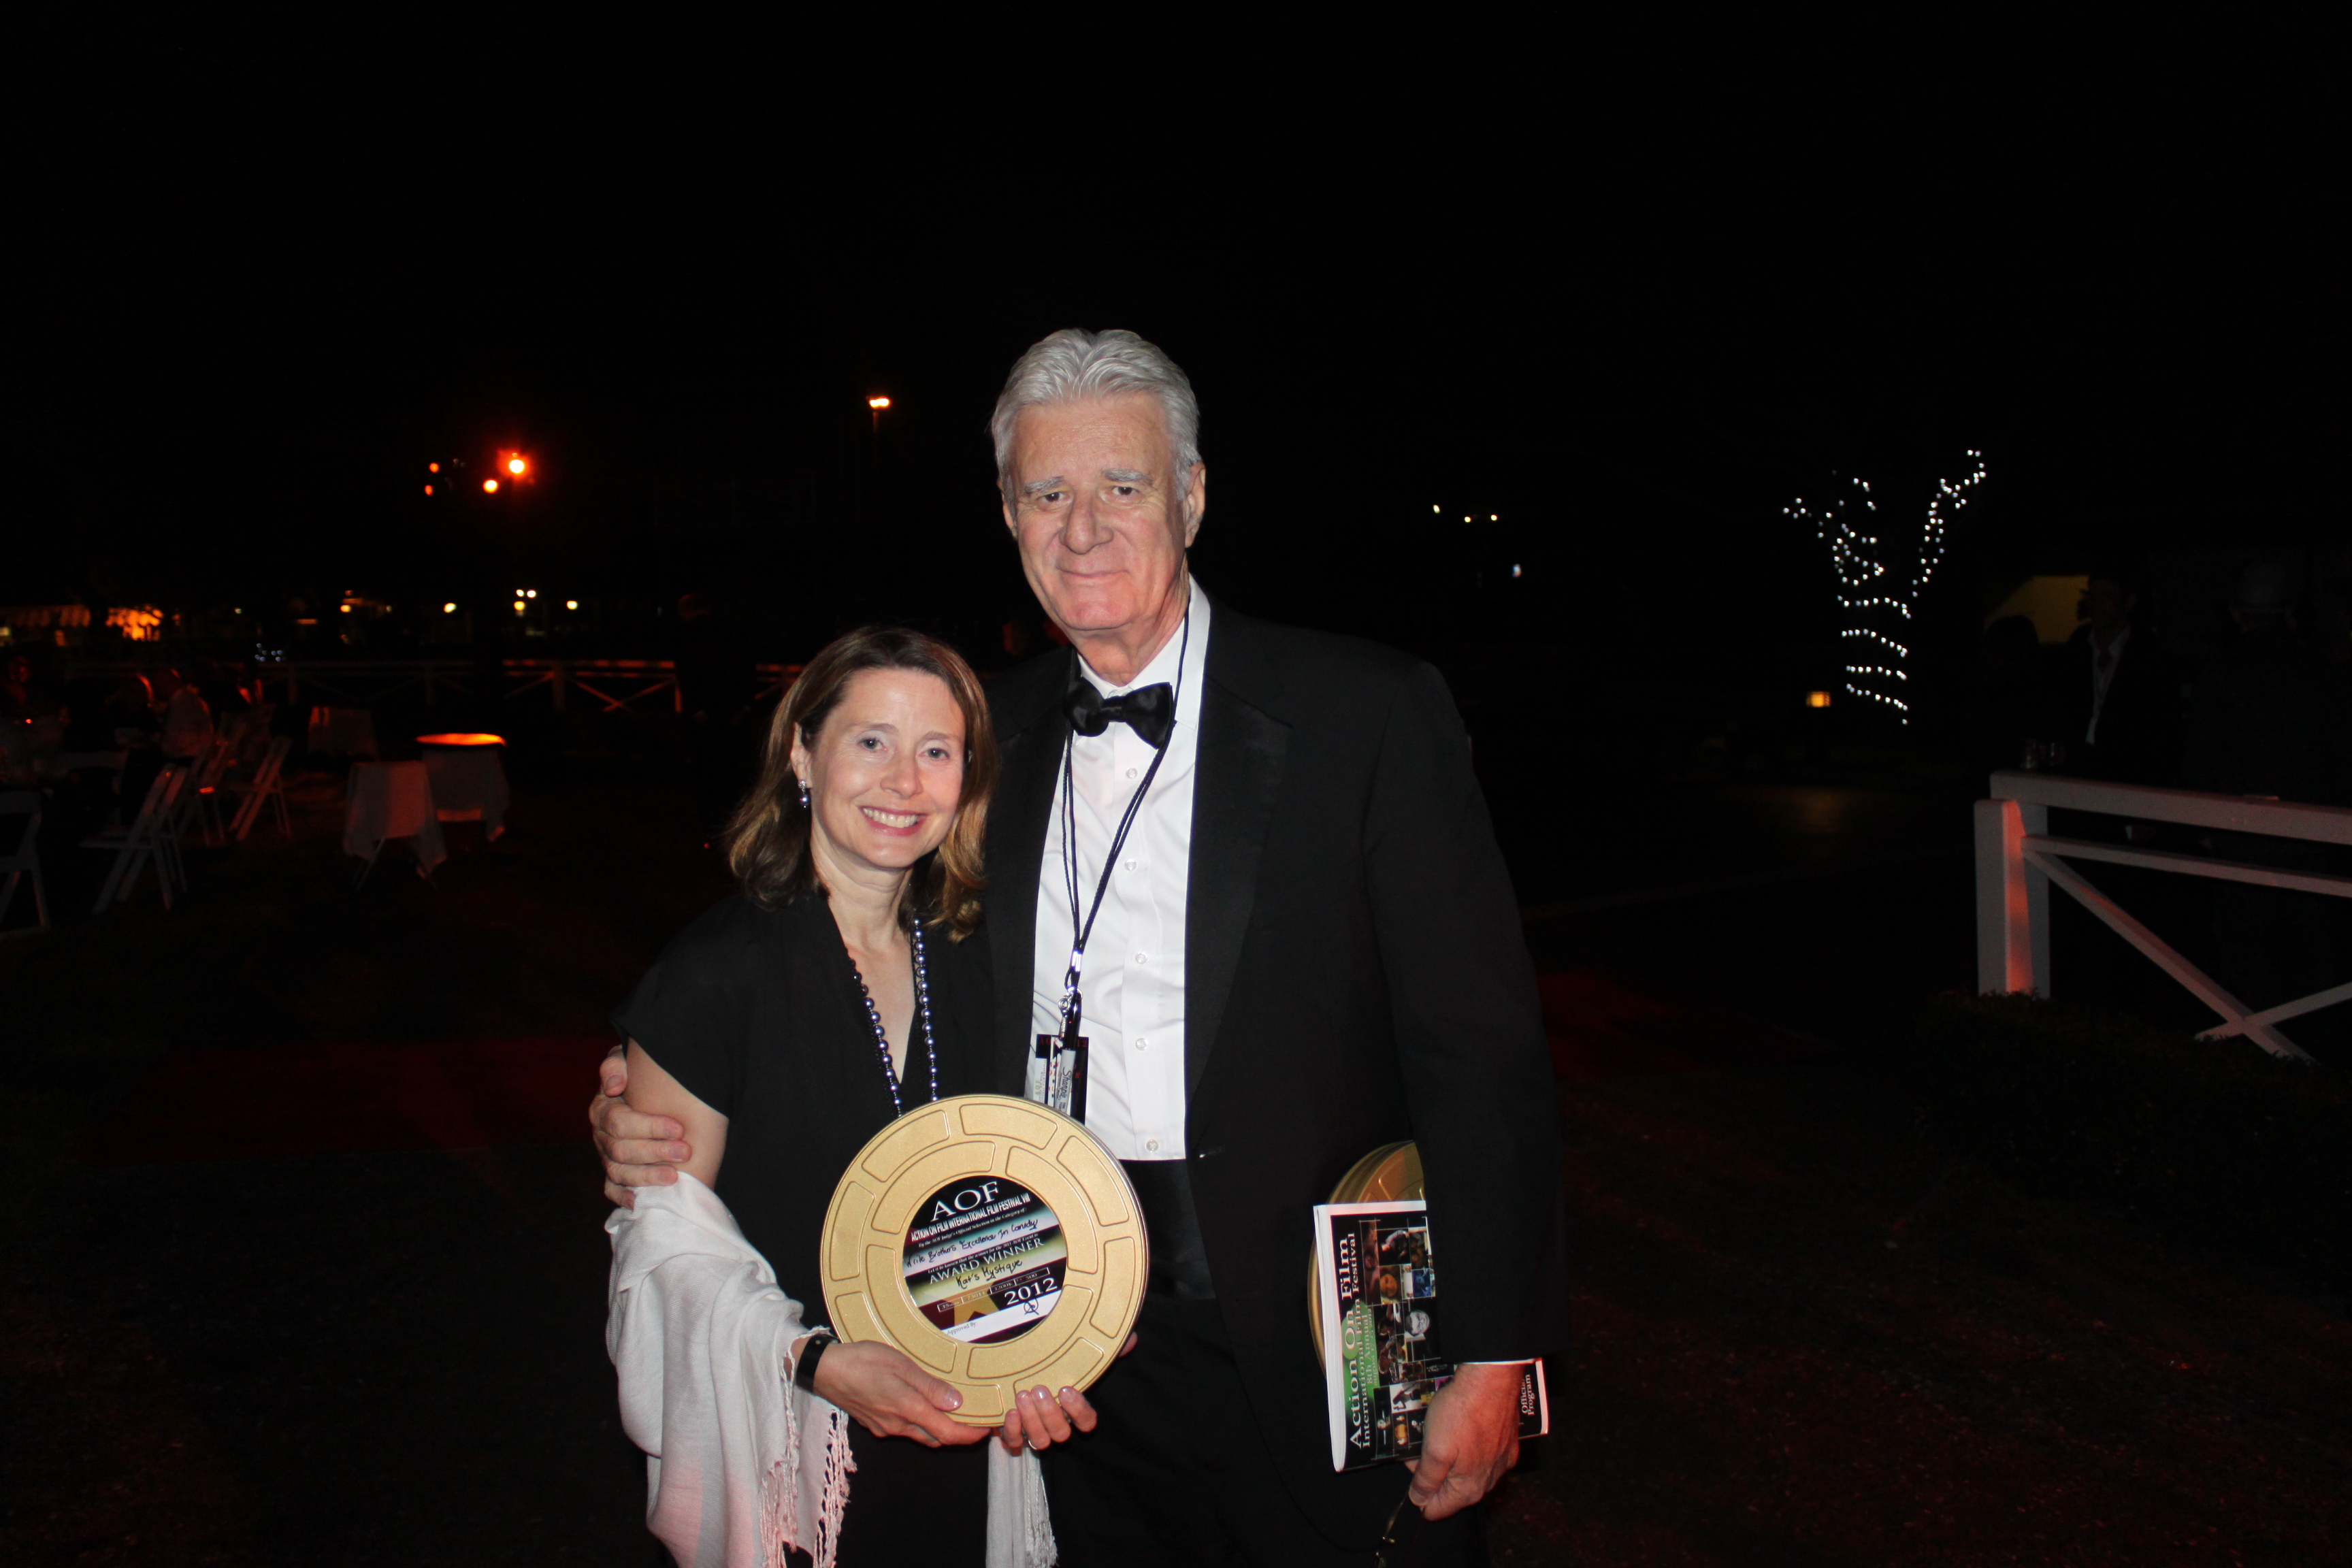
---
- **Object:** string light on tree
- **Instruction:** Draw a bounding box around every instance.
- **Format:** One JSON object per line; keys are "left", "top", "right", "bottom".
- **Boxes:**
{"left": 1786, "top": 450, "right": 1987, "bottom": 723}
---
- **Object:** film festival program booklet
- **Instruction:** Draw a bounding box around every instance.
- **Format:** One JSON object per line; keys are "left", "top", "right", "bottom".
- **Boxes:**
{"left": 1313, "top": 1199, "right": 1550, "bottom": 1471}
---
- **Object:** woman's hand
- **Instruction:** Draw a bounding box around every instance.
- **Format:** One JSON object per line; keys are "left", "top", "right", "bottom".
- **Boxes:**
{"left": 805, "top": 1338, "right": 988, "bottom": 1448}
{"left": 994, "top": 1330, "right": 1136, "bottom": 1454}
{"left": 994, "top": 1384, "right": 1100, "bottom": 1454}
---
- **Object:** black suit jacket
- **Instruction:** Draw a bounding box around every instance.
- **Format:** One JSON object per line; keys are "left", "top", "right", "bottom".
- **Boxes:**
{"left": 2053, "top": 630, "right": 2185, "bottom": 785}
{"left": 985, "top": 600, "right": 1567, "bottom": 1533}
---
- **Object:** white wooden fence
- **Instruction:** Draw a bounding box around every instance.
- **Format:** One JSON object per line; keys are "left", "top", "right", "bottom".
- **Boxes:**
{"left": 1976, "top": 770, "right": 2352, "bottom": 1061}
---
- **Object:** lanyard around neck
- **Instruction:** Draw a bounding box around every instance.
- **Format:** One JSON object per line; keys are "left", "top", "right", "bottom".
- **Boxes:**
{"left": 1056, "top": 605, "right": 1190, "bottom": 1028}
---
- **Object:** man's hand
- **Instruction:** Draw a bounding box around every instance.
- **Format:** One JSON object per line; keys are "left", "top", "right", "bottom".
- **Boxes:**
{"left": 1405, "top": 1362, "right": 1525, "bottom": 1520}
{"left": 808, "top": 1338, "right": 989, "bottom": 1448}
{"left": 590, "top": 1043, "right": 691, "bottom": 1207}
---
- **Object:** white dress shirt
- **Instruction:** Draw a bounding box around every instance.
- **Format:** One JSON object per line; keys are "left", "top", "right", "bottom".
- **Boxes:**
{"left": 2085, "top": 626, "right": 2130, "bottom": 745}
{"left": 1026, "top": 578, "right": 1210, "bottom": 1162}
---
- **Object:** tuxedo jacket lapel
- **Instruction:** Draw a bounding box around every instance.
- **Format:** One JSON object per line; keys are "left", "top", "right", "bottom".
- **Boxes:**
{"left": 1183, "top": 612, "right": 1290, "bottom": 1102}
{"left": 989, "top": 651, "right": 1075, "bottom": 1095}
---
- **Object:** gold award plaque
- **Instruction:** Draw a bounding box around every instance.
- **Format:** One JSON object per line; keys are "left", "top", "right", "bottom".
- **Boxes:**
{"left": 821, "top": 1094, "right": 1148, "bottom": 1426}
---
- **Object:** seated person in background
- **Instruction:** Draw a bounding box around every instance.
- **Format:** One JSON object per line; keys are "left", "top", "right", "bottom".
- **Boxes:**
{"left": 153, "top": 669, "right": 214, "bottom": 762}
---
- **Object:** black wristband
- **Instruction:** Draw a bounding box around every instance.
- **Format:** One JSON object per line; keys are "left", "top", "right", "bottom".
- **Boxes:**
{"left": 793, "top": 1328, "right": 837, "bottom": 1393}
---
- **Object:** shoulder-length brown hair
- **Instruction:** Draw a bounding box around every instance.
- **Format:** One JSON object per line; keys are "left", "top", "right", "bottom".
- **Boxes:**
{"left": 724, "top": 625, "right": 997, "bottom": 938}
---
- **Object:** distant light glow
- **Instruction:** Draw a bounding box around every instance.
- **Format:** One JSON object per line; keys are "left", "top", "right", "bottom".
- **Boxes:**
{"left": 565, "top": 599, "right": 578, "bottom": 610}
{"left": 442, "top": 602, "right": 457, "bottom": 614}
{"left": 483, "top": 478, "right": 500, "bottom": 494}
{"left": 423, "top": 484, "right": 434, "bottom": 495}
{"left": 868, "top": 396, "right": 892, "bottom": 410}
{"left": 1511, "top": 564, "right": 1523, "bottom": 578}
{"left": 506, "top": 455, "right": 527, "bottom": 476}
{"left": 1786, "top": 451, "right": 1987, "bottom": 725}
{"left": 512, "top": 600, "right": 525, "bottom": 613}
{"left": 428, "top": 462, "right": 440, "bottom": 473}
{"left": 525, "top": 589, "right": 538, "bottom": 600}
{"left": 340, "top": 604, "right": 352, "bottom": 613}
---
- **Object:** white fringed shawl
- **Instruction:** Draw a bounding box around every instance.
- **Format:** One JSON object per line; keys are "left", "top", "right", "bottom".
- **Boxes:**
{"left": 607, "top": 1175, "right": 1054, "bottom": 1568}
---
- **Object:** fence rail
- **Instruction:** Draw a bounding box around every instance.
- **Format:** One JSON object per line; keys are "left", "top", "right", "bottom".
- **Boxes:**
{"left": 1975, "top": 770, "right": 2352, "bottom": 1061}
{"left": 65, "top": 658, "right": 798, "bottom": 713}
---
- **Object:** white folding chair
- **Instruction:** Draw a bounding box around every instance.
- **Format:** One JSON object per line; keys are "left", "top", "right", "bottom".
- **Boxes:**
{"left": 177, "top": 734, "right": 238, "bottom": 846}
{"left": 224, "top": 704, "right": 278, "bottom": 769}
{"left": 82, "top": 764, "right": 187, "bottom": 913}
{"left": 0, "top": 789, "right": 48, "bottom": 936}
{"left": 225, "top": 734, "right": 293, "bottom": 843}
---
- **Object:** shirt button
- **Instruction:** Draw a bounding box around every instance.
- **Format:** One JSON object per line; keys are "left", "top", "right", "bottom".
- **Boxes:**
{"left": 1124, "top": 858, "right": 1139, "bottom": 872}
{"left": 1125, "top": 767, "right": 1139, "bottom": 780}
{"left": 1145, "top": 1139, "right": 1160, "bottom": 1153}
{"left": 1134, "top": 1036, "right": 1147, "bottom": 1050}
{"left": 1132, "top": 952, "right": 1147, "bottom": 965}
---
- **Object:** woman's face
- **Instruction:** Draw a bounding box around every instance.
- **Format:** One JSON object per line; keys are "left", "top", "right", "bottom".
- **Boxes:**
{"left": 790, "top": 668, "right": 966, "bottom": 885}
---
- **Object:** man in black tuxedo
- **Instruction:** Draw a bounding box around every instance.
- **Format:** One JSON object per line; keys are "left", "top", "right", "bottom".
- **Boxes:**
{"left": 2051, "top": 571, "right": 2184, "bottom": 787}
{"left": 600, "top": 329, "right": 1563, "bottom": 1565}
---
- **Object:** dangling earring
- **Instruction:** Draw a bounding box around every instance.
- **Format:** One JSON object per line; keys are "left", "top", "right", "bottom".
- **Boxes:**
{"left": 798, "top": 779, "right": 811, "bottom": 810}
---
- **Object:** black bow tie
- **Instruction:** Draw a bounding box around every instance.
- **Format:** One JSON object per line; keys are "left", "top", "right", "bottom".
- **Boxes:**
{"left": 1065, "top": 681, "right": 1175, "bottom": 751}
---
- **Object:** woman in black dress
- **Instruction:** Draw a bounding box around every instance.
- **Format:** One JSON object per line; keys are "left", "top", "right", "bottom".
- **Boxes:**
{"left": 616, "top": 627, "right": 1094, "bottom": 1564}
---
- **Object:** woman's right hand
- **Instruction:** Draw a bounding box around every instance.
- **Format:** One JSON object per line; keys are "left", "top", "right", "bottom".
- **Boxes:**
{"left": 804, "top": 1337, "right": 989, "bottom": 1448}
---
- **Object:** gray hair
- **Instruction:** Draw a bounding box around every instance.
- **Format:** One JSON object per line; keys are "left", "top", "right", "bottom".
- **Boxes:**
{"left": 989, "top": 328, "right": 1202, "bottom": 506}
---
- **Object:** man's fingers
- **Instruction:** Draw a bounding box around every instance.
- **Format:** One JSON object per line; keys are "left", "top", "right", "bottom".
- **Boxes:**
{"left": 595, "top": 1106, "right": 686, "bottom": 1146}
{"left": 604, "top": 1161, "right": 680, "bottom": 1191}
{"left": 602, "top": 1181, "right": 636, "bottom": 1209}
{"left": 1407, "top": 1448, "right": 1452, "bottom": 1509}
{"left": 606, "top": 1136, "right": 690, "bottom": 1166}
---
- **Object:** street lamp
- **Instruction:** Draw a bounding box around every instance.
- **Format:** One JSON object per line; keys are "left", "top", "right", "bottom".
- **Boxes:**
{"left": 868, "top": 395, "right": 890, "bottom": 437}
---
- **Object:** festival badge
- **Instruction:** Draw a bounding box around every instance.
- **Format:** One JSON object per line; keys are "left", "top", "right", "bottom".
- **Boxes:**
{"left": 821, "top": 1094, "right": 1148, "bottom": 1425}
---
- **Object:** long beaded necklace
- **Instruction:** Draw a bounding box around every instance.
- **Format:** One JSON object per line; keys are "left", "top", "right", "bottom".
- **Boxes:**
{"left": 849, "top": 919, "right": 936, "bottom": 1118}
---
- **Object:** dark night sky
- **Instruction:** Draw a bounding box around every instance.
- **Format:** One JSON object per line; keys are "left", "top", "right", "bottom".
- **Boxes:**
{"left": 16, "top": 17, "right": 2342, "bottom": 697}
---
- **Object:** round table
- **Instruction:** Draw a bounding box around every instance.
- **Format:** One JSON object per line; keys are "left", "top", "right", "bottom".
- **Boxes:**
{"left": 416, "top": 734, "right": 510, "bottom": 840}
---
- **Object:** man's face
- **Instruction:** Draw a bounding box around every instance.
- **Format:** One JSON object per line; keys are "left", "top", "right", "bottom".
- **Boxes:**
{"left": 1002, "top": 394, "right": 1203, "bottom": 649}
{"left": 2083, "top": 579, "right": 2134, "bottom": 636}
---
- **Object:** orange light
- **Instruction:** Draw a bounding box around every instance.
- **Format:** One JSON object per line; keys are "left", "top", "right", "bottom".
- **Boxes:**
{"left": 1806, "top": 691, "right": 1833, "bottom": 709}
{"left": 340, "top": 604, "right": 353, "bottom": 614}
{"left": 506, "top": 455, "right": 527, "bottom": 476}
{"left": 417, "top": 732, "right": 506, "bottom": 747}
{"left": 442, "top": 602, "right": 457, "bottom": 614}
{"left": 868, "top": 396, "right": 891, "bottom": 410}
{"left": 423, "top": 484, "right": 434, "bottom": 495}
{"left": 428, "top": 461, "right": 440, "bottom": 473}
{"left": 483, "top": 478, "right": 500, "bottom": 493}
{"left": 512, "top": 600, "right": 525, "bottom": 613}
{"left": 564, "top": 600, "right": 578, "bottom": 610}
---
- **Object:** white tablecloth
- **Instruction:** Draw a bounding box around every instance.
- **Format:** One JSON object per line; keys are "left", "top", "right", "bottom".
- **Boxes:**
{"left": 344, "top": 762, "right": 445, "bottom": 873}
{"left": 308, "top": 706, "right": 379, "bottom": 759}
{"left": 421, "top": 743, "right": 510, "bottom": 838}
